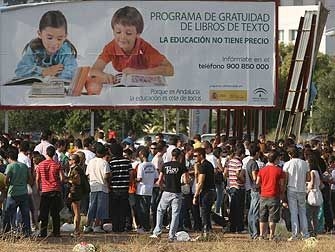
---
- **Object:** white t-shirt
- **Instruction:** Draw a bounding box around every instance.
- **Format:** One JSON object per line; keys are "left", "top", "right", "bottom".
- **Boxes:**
{"left": 18, "top": 152, "right": 31, "bottom": 168}
{"left": 206, "top": 153, "right": 217, "bottom": 169}
{"left": 34, "top": 140, "right": 53, "bottom": 158}
{"left": 78, "top": 149, "right": 96, "bottom": 165}
{"left": 136, "top": 161, "right": 158, "bottom": 196}
{"left": 308, "top": 170, "right": 321, "bottom": 190}
{"left": 163, "top": 145, "right": 176, "bottom": 163}
{"left": 86, "top": 157, "right": 110, "bottom": 193}
{"left": 283, "top": 158, "right": 309, "bottom": 193}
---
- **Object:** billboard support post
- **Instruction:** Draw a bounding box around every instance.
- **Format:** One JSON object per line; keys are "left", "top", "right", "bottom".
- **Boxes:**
{"left": 90, "top": 110, "right": 94, "bottom": 137}
{"left": 4, "top": 111, "right": 8, "bottom": 134}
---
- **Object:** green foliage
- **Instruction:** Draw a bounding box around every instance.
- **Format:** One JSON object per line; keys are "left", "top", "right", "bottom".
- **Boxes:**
{"left": 306, "top": 63, "right": 335, "bottom": 135}
{"left": 7, "top": 110, "right": 67, "bottom": 133}
{"left": 64, "top": 110, "right": 91, "bottom": 134}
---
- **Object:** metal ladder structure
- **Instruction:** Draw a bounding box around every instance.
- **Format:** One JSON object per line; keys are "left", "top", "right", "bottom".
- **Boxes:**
{"left": 275, "top": 2, "right": 328, "bottom": 142}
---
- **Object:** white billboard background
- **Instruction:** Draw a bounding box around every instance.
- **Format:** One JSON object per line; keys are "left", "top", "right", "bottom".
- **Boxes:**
{"left": 0, "top": 1, "right": 276, "bottom": 107}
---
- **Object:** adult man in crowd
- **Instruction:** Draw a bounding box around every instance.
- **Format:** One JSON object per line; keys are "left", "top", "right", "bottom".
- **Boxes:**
{"left": 4, "top": 148, "right": 33, "bottom": 237}
{"left": 84, "top": 143, "right": 110, "bottom": 233}
{"left": 80, "top": 137, "right": 96, "bottom": 165}
{"left": 108, "top": 143, "right": 132, "bottom": 233}
{"left": 245, "top": 143, "right": 260, "bottom": 239}
{"left": 36, "top": 146, "right": 65, "bottom": 237}
{"left": 34, "top": 130, "right": 54, "bottom": 158}
{"left": 163, "top": 135, "right": 179, "bottom": 163}
{"left": 224, "top": 145, "right": 245, "bottom": 233}
{"left": 155, "top": 133, "right": 164, "bottom": 145}
{"left": 18, "top": 140, "right": 31, "bottom": 169}
{"left": 136, "top": 147, "right": 158, "bottom": 233}
{"left": 256, "top": 150, "right": 285, "bottom": 240}
{"left": 96, "top": 131, "right": 106, "bottom": 145}
{"left": 150, "top": 141, "right": 166, "bottom": 229}
{"left": 193, "top": 134, "right": 202, "bottom": 149}
{"left": 193, "top": 147, "right": 216, "bottom": 238}
{"left": 283, "top": 146, "right": 310, "bottom": 240}
{"left": 151, "top": 148, "right": 188, "bottom": 242}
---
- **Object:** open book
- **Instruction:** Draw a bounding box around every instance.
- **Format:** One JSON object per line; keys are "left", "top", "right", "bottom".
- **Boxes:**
{"left": 4, "top": 76, "right": 71, "bottom": 86}
{"left": 113, "top": 73, "right": 167, "bottom": 87}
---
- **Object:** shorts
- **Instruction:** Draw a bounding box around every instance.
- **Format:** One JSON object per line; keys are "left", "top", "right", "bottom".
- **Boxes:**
{"left": 259, "top": 197, "right": 280, "bottom": 223}
{"left": 87, "top": 191, "right": 109, "bottom": 221}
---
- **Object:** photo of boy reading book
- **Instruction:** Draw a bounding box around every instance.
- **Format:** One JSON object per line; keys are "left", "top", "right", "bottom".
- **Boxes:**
{"left": 89, "top": 6, "right": 174, "bottom": 86}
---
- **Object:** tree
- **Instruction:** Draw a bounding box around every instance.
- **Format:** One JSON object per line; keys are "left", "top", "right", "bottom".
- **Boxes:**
{"left": 7, "top": 110, "right": 67, "bottom": 133}
{"left": 306, "top": 60, "right": 335, "bottom": 135}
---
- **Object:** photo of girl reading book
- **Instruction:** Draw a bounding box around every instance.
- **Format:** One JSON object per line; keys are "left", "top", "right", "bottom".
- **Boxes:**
{"left": 15, "top": 10, "right": 78, "bottom": 81}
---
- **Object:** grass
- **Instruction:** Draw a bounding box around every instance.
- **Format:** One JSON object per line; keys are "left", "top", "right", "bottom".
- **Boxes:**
{"left": 0, "top": 216, "right": 332, "bottom": 252}
{"left": 1, "top": 230, "right": 335, "bottom": 252}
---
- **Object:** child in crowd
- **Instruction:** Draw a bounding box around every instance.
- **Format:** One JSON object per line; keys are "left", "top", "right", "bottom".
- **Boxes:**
{"left": 15, "top": 10, "right": 77, "bottom": 80}
{"left": 90, "top": 6, "right": 174, "bottom": 84}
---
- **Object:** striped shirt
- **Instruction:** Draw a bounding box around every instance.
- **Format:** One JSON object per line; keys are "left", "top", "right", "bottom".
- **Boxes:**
{"left": 227, "top": 157, "right": 244, "bottom": 189}
{"left": 36, "top": 159, "right": 62, "bottom": 193}
{"left": 109, "top": 157, "right": 132, "bottom": 193}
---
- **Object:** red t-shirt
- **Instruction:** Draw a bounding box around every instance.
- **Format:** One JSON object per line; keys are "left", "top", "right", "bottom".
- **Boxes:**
{"left": 258, "top": 164, "right": 285, "bottom": 198}
{"left": 98, "top": 37, "right": 166, "bottom": 72}
{"left": 36, "top": 159, "right": 62, "bottom": 193}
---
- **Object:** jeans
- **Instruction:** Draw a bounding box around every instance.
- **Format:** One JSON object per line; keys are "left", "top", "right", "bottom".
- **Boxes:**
{"left": 321, "top": 185, "right": 333, "bottom": 231}
{"left": 191, "top": 195, "right": 202, "bottom": 231}
{"left": 229, "top": 187, "right": 245, "bottom": 232}
{"left": 3, "top": 194, "right": 31, "bottom": 235}
{"left": 153, "top": 191, "right": 182, "bottom": 239}
{"left": 179, "top": 193, "right": 192, "bottom": 230}
{"left": 136, "top": 194, "right": 151, "bottom": 231}
{"left": 88, "top": 191, "right": 109, "bottom": 222}
{"left": 306, "top": 204, "right": 320, "bottom": 236}
{"left": 200, "top": 190, "right": 216, "bottom": 233}
{"left": 248, "top": 190, "right": 260, "bottom": 238}
{"left": 215, "top": 183, "right": 224, "bottom": 215}
{"left": 109, "top": 191, "right": 129, "bottom": 232}
{"left": 39, "top": 191, "right": 62, "bottom": 236}
{"left": 287, "top": 190, "right": 309, "bottom": 238}
{"left": 150, "top": 187, "right": 162, "bottom": 228}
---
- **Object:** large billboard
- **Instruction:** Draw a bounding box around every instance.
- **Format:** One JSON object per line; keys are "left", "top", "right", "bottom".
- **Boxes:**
{"left": 0, "top": 1, "right": 277, "bottom": 108}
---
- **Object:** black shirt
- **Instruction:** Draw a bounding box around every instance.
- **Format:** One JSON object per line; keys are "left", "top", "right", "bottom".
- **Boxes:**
{"left": 198, "top": 159, "right": 215, "bottom": 191}
{"left": 161, "top": 161, "right": 187, "bottom": 193}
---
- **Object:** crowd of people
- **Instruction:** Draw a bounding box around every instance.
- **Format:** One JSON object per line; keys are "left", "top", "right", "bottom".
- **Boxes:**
{"left": 0, "top": 129, "right": 334, "bottom": 242}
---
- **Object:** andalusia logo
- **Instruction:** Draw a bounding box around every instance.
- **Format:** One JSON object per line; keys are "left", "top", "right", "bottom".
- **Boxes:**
{"left": 253, "top": 87, "right": 268, "bottom": 98}
{"left": 252, "top": 87, "right": 269, "bottom": 102}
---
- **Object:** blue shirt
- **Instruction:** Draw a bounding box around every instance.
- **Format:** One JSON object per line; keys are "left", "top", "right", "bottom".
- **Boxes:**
{"left": 15, "top": 41, "right": 77, "bottom": 80}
